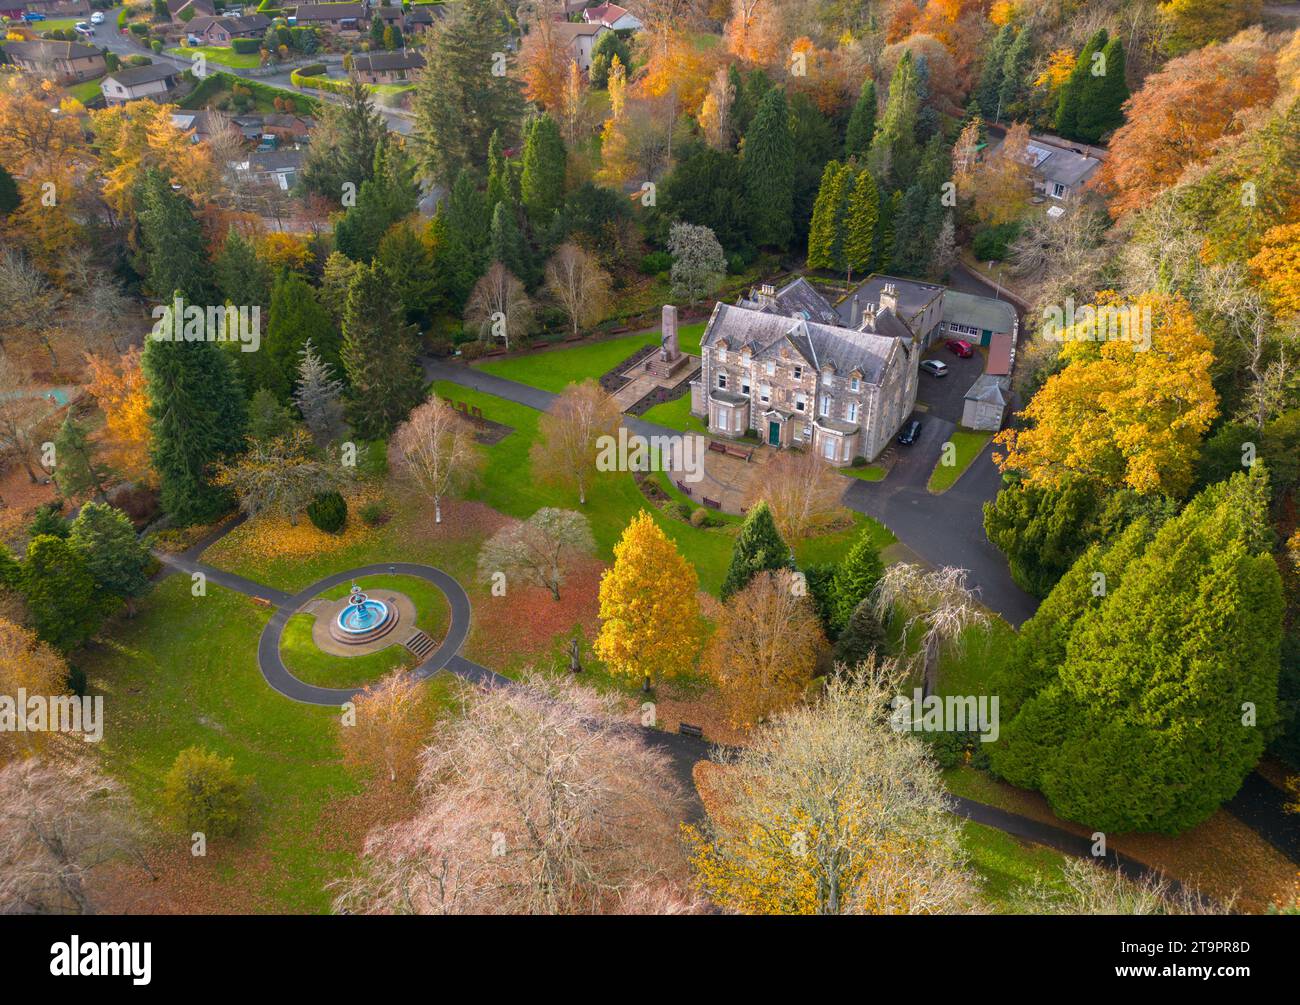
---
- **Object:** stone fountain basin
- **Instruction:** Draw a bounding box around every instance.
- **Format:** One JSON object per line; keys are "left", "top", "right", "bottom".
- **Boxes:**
{"left": 308, "top": 591, "right": 416, "bottom": 656}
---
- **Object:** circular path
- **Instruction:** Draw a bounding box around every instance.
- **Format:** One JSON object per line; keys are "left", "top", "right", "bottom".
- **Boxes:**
{"left": 257, "top": 563, "right": 472, "bottom": 706}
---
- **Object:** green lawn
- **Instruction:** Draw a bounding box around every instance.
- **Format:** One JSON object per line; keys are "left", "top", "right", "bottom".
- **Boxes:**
{"left": 429, "top": 381, "right": 890, "bottom": 594}
{"left": 960, "top": 819, "right": 1072, "bottom": 912}
{"left": 640, "top": 394, "right": 707, "bottom": 434}
{"left": 927, "top": 429, "right": 993, "bottom": 493}
{"left": 474, "top": 323, "right": 706, "bottom": 393}
{"left": 168, "top": 44, "right": 263, "bottom": 68}
{"left": 64, "top": 77, "right": 103, "bottom": 103}
{"left": 79, "top": 575, "right": 462, "bottom": 912}
{"left": 840, "top": 463, "right": 886, "bottom": 482}
{"left": 279, "top": 575, "right": 451, "bottom": 689}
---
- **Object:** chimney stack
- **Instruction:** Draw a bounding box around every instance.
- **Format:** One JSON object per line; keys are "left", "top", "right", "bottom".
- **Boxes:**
{"left": 879, "top": 282, "right": 898, "bottom": 314}
{"left": 849, "top": 293, "right": 860, "bottom": 328}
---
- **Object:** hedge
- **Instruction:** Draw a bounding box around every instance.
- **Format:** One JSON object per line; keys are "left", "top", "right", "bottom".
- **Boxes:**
{"left": 290, "top": 68, "right": 351, "bottom": 94}
{"left": 306, "top": 492, "right": 347, "bottom": 534}
{"left": 185, "top": 71, "right": 320, "bottom": 113}
{"left": 230, "top": 37, "right": 261, "bottom": 54}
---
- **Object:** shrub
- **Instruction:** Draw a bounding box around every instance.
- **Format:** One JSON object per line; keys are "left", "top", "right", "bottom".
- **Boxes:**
{"left": 850, "top": 455, "right": 867, "bottom": 468}
{"left": 129, "top": 21, "right": 148, "bottom": 35}
{"left": 150, "top": 39, "right": 163, "bottom": 52}
{"left": 161, "top": 746, "right": 252, "bottom": 838}
{"left": 640, "top": 250, "right": 671, "bottom": 275}
{"left": 306, "top": 490, "right": 347, "bottom": 533}
{"left": 231, "top": 37, "right": 261, "bottom": 54}
{"left": 359, "top": 501, "right": 390, "bottom": 526}
{"left": 690, "top": 507, "right": 723, "bottom": 528}
{"left": 972, "top": 222, "right": 1022, "bottom": 262}
{"left": 28, "top": 504, "right": 68, "bottom": 540}
{"left": 459, "top": 341, "right": 486, "bottom": 360}
{"left": 667, "top": 500, "right": 693, "bottom": 522}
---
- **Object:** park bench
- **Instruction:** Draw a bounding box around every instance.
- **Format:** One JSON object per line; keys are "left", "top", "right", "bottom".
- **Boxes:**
{"left": 472, "top": 405, "right": 484, "bottom": 419}
{"left": 675, "top": 479, "right": 692, "bottom": 496}
{"left": 251, "top": 597, "right": 274, "bottom": 609}
{"left": 723, "top": 444, "right": 754, "bottom": 461}
{"left": 678, "top": 722, "right": 704, "bottom": 739}
{"left": 707, "top": 440, "right": 727, "bottom": 455}
{"left": 702, "top": 497, "right": 721, "bottom": 510}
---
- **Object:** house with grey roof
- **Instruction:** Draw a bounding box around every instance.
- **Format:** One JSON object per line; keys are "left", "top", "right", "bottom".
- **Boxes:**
{"left": 941, "top": 289, "right": 1017, "bottom": 347}
{"left": 690, "top": 281, "right": 921, "bottom": 464}
{"left": 962, "top": 374, "right": 1012, "bottom": 431}
{"left": 100, "top": 63, "right": 180, "bottom": 105}
{"left": 4, "top": 38, "right": 105, "bottom": 84}
{"left": 351, "top": 48, "right": 425, "bottom": 84}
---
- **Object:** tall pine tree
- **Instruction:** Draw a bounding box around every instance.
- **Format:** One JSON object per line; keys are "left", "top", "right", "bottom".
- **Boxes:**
{"left": 868, "top": 51, "right": 920, "bottom": 193}
{"left": 143, "top": 300, "right": 248, "bottom": 524}
{"left": 520, "top": 113, "right": 567, "bottom": 228}
{"left": 340, "top": 263, "right": 424, "bottom": 439}
{"left": 1055, "top": 30, "right": 1108, "bottom": 140}
{"left": 741, "top": 88, "right": 796, "bottom": 249}
{"left": 843, "top": 168, "right": 879, "bottom": 281}
{"left": 721, "top": 501, "right": 790, "bottom": 601}
{"left": 844, "top": 78, "right": 876, "bottom": 159}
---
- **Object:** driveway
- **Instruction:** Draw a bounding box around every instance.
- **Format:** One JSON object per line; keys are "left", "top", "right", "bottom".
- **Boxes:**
{"left": 916, "top": 344, "right": 986, "bottom": 424}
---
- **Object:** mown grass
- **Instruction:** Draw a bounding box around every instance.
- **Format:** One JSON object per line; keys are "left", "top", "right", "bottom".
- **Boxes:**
{"left": 473, "top": 323, "right": 706, "bottom": 393}
{"left": 81, "top": 574, "right": 468, "bottom": 913}
{"left": 167, "top": 44, "right": 263, "bottom": 68}
{"left": 927, "top": 429, "right": 993, "bottom": 493}
{"left": 429, "top": 381, "right": 891, "bottom": 594}
{"left": 640, "top": 394, "right": 707, "bottom": 434}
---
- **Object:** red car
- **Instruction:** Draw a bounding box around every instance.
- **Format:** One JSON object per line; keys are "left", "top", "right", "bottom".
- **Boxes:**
{"left": 944, "top": 338, "right": 974, "bottom": 358}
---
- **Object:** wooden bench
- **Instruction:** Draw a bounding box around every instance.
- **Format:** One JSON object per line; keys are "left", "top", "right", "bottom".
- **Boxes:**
{"left": 471, "top": 405, "right": 484, "bottom": 419}
{"left": 702, "top": 497, "right": 721, "bottom": 510}
{"left": 723, "top": 444, "right": 754, "bottom": 461}
{"left": 675, "top": 480, "right": 692, "bottom": 496}
{"left": 678, "top": 722, "right": 704, "bottom": 739}
{"left": 707, "top": 440, "right": 727, "bottom": 455}
{"left": 251, "top": 597, "right": 274, "bottom": 609}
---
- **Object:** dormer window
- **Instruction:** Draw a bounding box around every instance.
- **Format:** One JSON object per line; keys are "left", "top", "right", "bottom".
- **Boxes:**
{"left": 793, "top": 365, "right": 803, "bottom": 380}
{"left": 717, "top": 349, "right": 727, "bottom": 363}
{"left": 850, "top": 376, "right": 861, "bottom": 392}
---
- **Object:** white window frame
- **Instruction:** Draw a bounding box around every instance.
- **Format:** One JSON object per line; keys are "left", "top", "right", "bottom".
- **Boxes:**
{"left": 847, "top": 401, "right": 859, "bottom": 423}
{"left": 823, "top": 437, "right": 837, "bottom": 461}
{"left": 759, "top": 385, "right": 771, "bottom": 404}
{"left": 765, "top": 360, "right": 776, "bottom": 376}
{"left": 850, "top": 376, "right": 861, "bottom": 392}
{"left": 717, "top": 372, "right": 727, "bottom": 389}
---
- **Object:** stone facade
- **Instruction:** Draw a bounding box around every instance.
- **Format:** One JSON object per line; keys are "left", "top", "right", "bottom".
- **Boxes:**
{"left": 690, "top": 278, "right": 920, "bottom": 465}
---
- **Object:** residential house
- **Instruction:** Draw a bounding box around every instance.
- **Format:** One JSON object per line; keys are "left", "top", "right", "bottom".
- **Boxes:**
{"left": 185, "top": 13, "right": 272, "bottom": 44}
{"left": 986, "top": 126, "right": 1103, "bottom": 205}
{"left": 100, "top": 63, "right": 180, "bottom": 105}
{"left": 350, "top": 48, "right": 424, "bottom": 84}
{"left": 231, "top": 148, "right": 304, "bottom": 190}
{"left": 691, "top": 280, "right": 921, "bottom": 464}
{"left": 293, "top": 2, "right": 367, "bottom": 33}
{"left": 582, "top": 2, "right": 642, "bottom": 30}
{"left": 3, "top": 39, "right": 105, "bottom": 84}
{"left": 13, "top": 0, "right": 91, "bottom": 15}
{"left": 167, "top": 0, "right": 216, "bottom": 21}
{"left": 551, "top": 21, "right": 609, "bottom": 72}
{"left": 404, "top": 3, "right": 449, "bottom": 33}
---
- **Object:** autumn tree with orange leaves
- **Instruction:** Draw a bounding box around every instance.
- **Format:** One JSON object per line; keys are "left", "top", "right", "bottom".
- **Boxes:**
{"left": 84, "top": 348, "right": 153, "bottom": 484}
{"left": 1096, "top": 28, "right": 1278, "bottom": 218}
{"left": 339, "top": 670, "right": 441, "bottom": 790}
{"left": 708, "top": 569, "right": 824, "bottom": 729}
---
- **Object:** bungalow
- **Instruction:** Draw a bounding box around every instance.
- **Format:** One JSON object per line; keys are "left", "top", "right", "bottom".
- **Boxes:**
{"left": 293, "top": 2, "right": 367, "bottom": 33}
{"left": 404, "top": 4, "right": 449, "bottom": 33}
{"left": 1022, "top": 137, "right": 1102, "bottom": 201}
{"left": 551, "top": 21, "right": 609, "bottom": 72}
{"left": 185, "top": 13, "right": 271, "bottom": 44}
{"left": 582, "top": 2, "right": 642, "bottom": 30}
{"left": 350, "top": 48, "right": 424, "bottom": 84}
{"left": 3, "top": 39, "right": 105, "bottom": 84}
{"left": 167, "top": 0, "right": 216, "bottom": 21}
{"left": 100, "top": 63, "right": 180, "bottom": 105}
{"left": 14, "top": 0, "right": 91, "bottom": 15}
{"left": 231, "top": 148, "right": 304, "bottom": 190}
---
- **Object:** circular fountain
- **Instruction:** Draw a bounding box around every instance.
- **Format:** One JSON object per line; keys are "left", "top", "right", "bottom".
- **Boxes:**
{"left": 328, "top": 583, "right": 400, "bottom": 645}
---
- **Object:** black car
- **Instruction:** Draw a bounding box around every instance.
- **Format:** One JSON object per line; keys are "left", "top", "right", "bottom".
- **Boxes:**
{"left": 897, "top": 419, "right": 922, "bottom": 445}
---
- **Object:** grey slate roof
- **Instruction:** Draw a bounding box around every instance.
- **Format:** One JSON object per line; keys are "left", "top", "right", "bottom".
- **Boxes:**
{"left": 964, "top": 373, "right": 1011, "bottom": 406}
{"left": 106, "top": 63, "right": 179, "bottom": 87}
{"left": 838, "top": 274, "right": 944, "bottom": 328}
{"left": 352, "top": 50, "right": 425, "bottom": 72}
{"left": 5, "top": 39, "right": 101, "bottom": 61}
{"left": 943, "top": 290, "right": 1016, "bottom": 334}
{"left": 702, "top": 303, "right": 901, "bottom": 386}
{"left": 737, "top": 277, "right": 840, "bottom": 326}
{"left": 1027, "top": 140, "right": 1101, "bottom": 188}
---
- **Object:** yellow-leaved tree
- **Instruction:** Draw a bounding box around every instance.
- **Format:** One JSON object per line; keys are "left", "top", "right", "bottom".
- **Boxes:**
{"left": 594, "top": 511, "right": 705, "bottom": 693}
{"left": 994, "top": 291, "right": 1218, "bottom": 498}
{"left": 1248, "top": 222, "right": 1300, "bottom": 319}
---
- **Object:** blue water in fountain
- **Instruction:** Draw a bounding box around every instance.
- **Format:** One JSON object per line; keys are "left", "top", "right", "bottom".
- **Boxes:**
{"left": 337, "top": 598, "right": 390, "bottom": 634}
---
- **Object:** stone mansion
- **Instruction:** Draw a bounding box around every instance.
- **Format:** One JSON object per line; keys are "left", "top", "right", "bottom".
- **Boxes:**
{"left": 689, "top": 276, "right": 945, "bottom": 465}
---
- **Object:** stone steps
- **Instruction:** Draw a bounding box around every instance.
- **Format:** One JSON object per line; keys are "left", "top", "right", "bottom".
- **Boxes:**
{"left": 402, "top": 630, "right": 436, "bottom": 660}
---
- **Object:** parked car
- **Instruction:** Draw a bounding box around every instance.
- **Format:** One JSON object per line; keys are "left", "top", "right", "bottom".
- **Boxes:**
{"left": 90, "top": 10, "right": 105, "bottom": 22}
{"left": 945, "top": 338, "right": 974, "bottom": 358}
{"left": 22, "top": 11, "right": 47, "bottom": 20}
{"left": 897, "top": 419, "right": 923, "bottom": 445}
{"left": 73, "top": 21, "right": 92, "bottom": 34}
{"left": 920, "top": 359, "right": 948, "bottom": 377}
